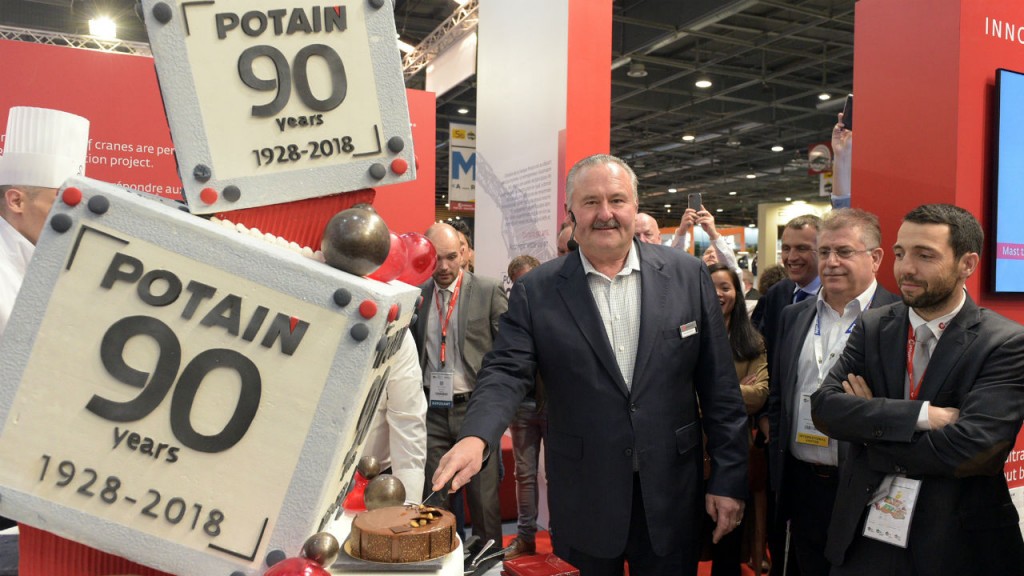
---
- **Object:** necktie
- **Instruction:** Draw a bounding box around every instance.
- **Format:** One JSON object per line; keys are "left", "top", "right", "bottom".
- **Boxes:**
{"left": 912, "top": 326, "right": 934, "bottom": 390}
{"left": 793, "top": 289, "right": 811, "bottom": 303}
{"left": 440, "top": 288, "right": 451, "bottom": 311}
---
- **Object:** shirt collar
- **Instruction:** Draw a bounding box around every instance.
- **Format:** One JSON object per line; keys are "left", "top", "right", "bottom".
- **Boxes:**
{"left": 795, "top": 275, "right": 822, "bottom": 299}
{"left": 579, "top": 241, "right": 641, "bottom": 281}
{"left": 815, "top": 278, "right": 878, "bottom": 316}
{"left": 908, "top": 287, "right": 967, "bottom": 340}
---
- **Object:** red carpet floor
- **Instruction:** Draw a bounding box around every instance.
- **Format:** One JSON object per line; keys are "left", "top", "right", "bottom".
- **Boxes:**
{"left": 502, "top": 532, "right": 759, "bottom": 576}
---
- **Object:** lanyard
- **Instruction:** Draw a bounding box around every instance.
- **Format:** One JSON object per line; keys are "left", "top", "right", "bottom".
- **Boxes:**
{"left": 435, "top": 273, "right": 463, "bottom": 367}
{"left": 906, "top": 325, "right": 925, "bottom": 400}
{"left": 812, "top": 291, "right": 874, "bottom": 384}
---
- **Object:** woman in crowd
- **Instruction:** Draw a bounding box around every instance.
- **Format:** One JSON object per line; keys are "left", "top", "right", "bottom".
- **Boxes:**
{"left": 705, "top": 263, "right": 770, "bottom": 576}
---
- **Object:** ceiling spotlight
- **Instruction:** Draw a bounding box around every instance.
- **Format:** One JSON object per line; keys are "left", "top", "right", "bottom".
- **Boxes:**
{"left": 771, "top": 145, "right": 784, "bottom": 152}
{"left": 726, "top": 135, "right": 741, "bottom": 147}
{"left": 785, "top": 197, "right": 793, "bottom": 202}
{"left": 818, "top": 92, "right": 832, "bottom": 101}
{"left": 627, "top": 63, "right": 648, "bottom": 78}
{"left": 457, "top": 107, "right": 469, "bottom": 114}
{"left": 728, "top": 191, "right": 737, "bottom": 196}
{"left": 695, "top": 78, "right": 713, "bottom": 89}
{"left": 664, "top": 204, "right": 671, "bottom": 208}
{"left": 682, "top": 133, "right": 696, "bottom": 142}
{"left": 715, "top": 208, "right": 723, "bottom": 213}
{"left": 89, "top": 17, "right": 117, "bottom": 39}
{"left": 748, "top": 223, "right": 756, "bottom": 228}
{"left": 668, "top": 188, "right": 678, "bottom": 193}
{"left": 746, "top": 173, "right": 757, "bottom": 179}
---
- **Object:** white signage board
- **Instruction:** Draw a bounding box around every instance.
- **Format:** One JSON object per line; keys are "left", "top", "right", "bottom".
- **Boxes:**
{"left": 0, "top": 177, "right": 418, "bottom": 575}
{"left": 142, "top": 0, "right": 416, "bottom": 213}
{"left": 448, "top": 122, "right": 476, "bottom": 211}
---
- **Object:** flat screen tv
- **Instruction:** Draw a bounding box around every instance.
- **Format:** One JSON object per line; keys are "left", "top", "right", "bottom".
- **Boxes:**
{"left": 992, "top": 68, "right": 1024, "bottom": 293}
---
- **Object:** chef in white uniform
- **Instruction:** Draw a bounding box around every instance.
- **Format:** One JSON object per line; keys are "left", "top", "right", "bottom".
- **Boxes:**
{"left": 0, "top": 107, "right": 89, "bottom": 339}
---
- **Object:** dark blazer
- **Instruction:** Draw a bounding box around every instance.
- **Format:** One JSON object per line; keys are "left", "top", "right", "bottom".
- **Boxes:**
{"left": 766, "top": 285, "right": 900, "bottom": 494}
{"left": 412, "top": 271, "right": 508, "bottom": 383}
{"left": 751, "top": 278, "right": 796, "bottom": 378}
{"left": 811, "top": 295, "right": 1024, "bottom": 575}
{"left": 458, "top": 242, "right": 749, "bottom": 559}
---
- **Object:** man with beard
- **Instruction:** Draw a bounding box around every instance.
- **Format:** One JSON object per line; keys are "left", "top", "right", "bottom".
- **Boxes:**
{"left": 413, "top": 222, "right": 508, "bottom": 552}
{"left": 811, "top": 204, "right": 1024, "bottom": 575}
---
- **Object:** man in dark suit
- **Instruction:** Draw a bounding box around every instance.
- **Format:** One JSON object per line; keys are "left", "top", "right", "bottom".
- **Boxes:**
{"left": 767, "top": 209, "right": 900, "bottom": 576}
{"left": 812, "top": 204, "right": 1024, "bottom": 575}
{"left": 431, "top": 154, "right": 749, "bottom": 576}
{"left": 751, "top": 213, "right": 821, "bottom": 576}
{"left": 412, "top": 222, "right": 508, "bottom": 551}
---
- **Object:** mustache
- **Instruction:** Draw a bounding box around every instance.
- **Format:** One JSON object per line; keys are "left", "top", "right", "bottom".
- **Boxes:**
{"left": 593, "top": 219, "right": 620, "bottom": 230}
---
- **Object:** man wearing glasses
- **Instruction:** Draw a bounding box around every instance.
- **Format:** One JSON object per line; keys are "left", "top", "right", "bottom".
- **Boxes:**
{"left": 766, "top": 209, "right": 900, "bottom": 575}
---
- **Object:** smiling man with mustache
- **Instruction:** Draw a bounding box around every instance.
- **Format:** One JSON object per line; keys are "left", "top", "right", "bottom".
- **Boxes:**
{"left": 430, "top": 154, "right": 749, "bottom": 576}
{"left": 811, "top": 204, "right": 1024, "bottom": 576}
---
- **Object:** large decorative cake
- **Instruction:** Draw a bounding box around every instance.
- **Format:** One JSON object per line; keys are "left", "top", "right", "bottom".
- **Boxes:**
{"left": 347, "top": 505, "right": 457, "bottom": 563}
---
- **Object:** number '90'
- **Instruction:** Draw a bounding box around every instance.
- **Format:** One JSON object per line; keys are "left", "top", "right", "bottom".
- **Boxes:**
{"left": 238, "top": 44, "right": 347, "bottom": 117}
{"left": 87, "top": 316, "right": 261, "bottom": 453}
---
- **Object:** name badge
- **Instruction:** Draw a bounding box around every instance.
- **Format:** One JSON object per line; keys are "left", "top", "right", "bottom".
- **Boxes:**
{"left": 428, "top": 371, "right": 455, "bottom": 408}
{"left": 795, "top": 394, "right": 830, "bottom": 447}
{"left": 862, "top": 475, "right": 921, "bottom": 548}
{"left": 679, "top": 321, "right": 698, "bottom": 339}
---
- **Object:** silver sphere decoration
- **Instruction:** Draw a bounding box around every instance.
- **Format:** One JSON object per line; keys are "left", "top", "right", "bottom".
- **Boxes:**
{"left": 321, "top": 207, "right": 390, "bottom": 276}
{"left": 364, "top": 474, "right": 406, "bottom": 510}
{"left": 357, "top": 455, "right": 380, "bottom": 480}
{"left": 301, "top": 531, "right": 340, "bottom": 567}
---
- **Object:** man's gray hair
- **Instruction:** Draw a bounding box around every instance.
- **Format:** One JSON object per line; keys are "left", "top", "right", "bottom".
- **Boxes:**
{"left": 565, "top": 154, "right": 638, "bottom": 208}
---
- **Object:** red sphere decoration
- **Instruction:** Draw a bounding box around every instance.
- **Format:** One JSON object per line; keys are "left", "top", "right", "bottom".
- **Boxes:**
{"left": 263, "top": 557, "right": 330, "bottom": 576}
{"left": 367, "top": 232, "right": 408, "bottom": 282}
{"left": 390, "top": 158, "right": 409, "bottom": 175}
{"left": 359, "top": 300, "right": 378, "bottom": 319}
{"left": 397, "top": 232, "right": 436, "bottom": 286}
{"left": 200, "top": 187, "right": 219, "bottom": 205}
{"left": 62, "top": 187, "right": 83, "bottom": 206}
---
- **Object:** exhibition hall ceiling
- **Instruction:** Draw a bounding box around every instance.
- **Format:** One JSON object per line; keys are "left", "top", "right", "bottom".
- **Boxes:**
{"left": 2, "top": 0, "right": 855, "bottom": 227}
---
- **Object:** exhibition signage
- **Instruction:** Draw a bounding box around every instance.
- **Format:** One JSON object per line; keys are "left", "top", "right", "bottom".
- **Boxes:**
{"left": 448, "top": 122, "right": 476, "bottom": 212}
{"left": 141, "top": 0, "right": 416, "bottom": 213}
{"left": 0, "top": 178, "right": 418, "bottom": 575}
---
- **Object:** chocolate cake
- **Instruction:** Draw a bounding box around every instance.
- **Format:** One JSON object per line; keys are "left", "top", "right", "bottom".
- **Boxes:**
{"left": 347, "top": 504, "right": 457, "bottom": 563}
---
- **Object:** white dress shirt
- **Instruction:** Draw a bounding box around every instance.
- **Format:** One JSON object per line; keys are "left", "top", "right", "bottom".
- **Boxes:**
{"left": 579, "top": 243, "right": 642, "bottom": 390}
{"left": 791, "top": 280, "right": 878, "bottom": 466}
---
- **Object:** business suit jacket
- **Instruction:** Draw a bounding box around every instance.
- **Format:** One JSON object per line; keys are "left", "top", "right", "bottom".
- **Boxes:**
{"left": 459, "top": 242, "right": 749, "bottom": 559}
{"left": 751, "top": 277, "right": 796, "bottom": 352}
{"left": 412, "top": 270, "right": 508, "bottom": 383}
{"left": 810, "top": 295, "right": 1024, "bottom": 575}
{"left": 767, "top": 285, "right": 900, "bottom": 495}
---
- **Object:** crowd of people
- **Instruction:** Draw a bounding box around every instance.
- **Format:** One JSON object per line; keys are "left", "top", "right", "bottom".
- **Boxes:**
{"left": 2, "top": 106, "right": 1023, "bottom": 576}
{"left": 422, "top": 154, "right": 1024, "bottom": 576}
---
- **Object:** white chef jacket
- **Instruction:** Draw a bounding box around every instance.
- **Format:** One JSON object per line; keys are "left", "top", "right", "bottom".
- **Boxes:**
{"left": 0, "top": 217, "right": 34, "bottom": 340}
{"left": 361, "top": 329, "right": 428, "bottom": 498}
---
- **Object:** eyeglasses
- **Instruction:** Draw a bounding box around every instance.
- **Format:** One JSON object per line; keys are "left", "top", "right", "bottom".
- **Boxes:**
{"left": 817, "top": 247, "right": 874, "bottom": 260}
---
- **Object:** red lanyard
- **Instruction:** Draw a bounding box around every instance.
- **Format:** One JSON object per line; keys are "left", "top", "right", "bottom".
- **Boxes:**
{"left": 435, "top": 273, "right": 463, "bottom": 367}
{"left": 906, "top": 325, "right": 924, "bottom": 400}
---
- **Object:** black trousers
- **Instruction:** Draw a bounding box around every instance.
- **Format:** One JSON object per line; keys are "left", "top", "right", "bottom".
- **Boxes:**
{"left": 558, "top": 473, "right": 694, "bottom": 576}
